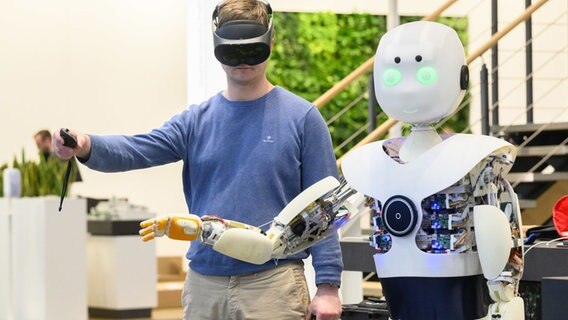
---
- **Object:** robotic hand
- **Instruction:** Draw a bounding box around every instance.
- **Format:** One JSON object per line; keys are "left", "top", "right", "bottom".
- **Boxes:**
{"left": 139, "top": 176, "right": 358, "bottom": 265}
{"left": 140, "top": 214, "right": 202, "bottom": 242}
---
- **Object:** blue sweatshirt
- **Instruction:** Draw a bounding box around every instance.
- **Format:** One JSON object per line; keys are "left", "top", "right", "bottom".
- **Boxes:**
{"left": 84, "top": 86, "right": 343, "bottom": 286}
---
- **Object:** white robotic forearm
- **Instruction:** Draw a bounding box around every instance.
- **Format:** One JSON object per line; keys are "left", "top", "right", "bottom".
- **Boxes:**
{"left": 266, "top": 176, "right": 357, "bottom": 259}
{"left": 139, "top": 176, "right": 358, "bottom": 264}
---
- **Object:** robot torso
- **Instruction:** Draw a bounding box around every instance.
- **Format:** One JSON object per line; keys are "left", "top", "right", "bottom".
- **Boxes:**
{"left": 342, "top": 133, "right": 518, "bottom": 279}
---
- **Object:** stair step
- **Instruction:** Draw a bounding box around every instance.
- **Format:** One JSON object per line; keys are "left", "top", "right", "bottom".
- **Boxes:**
{"left": 494, "top": 122, "right": 568, "bottom": 134}
{"left": 517, "top": 145, "right": 568, "bottom": 157}
{"left": 494, "top": 122, "right": 568, "bottom": 147}
{"left": 507, "top": 171, "right": 568, "bottom": 183}
{"left": 157, "top": 281, "right": 184, "bottom": 309}
{"left": 519, "top": 199, "right": 537, "bottom": 209}
{"left": 362, "top": 280, "right": 383, "bottom": 298}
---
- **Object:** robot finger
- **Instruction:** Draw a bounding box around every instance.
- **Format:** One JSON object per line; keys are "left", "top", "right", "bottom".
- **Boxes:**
{"left": 139, "top": 225, "right": 155, "bottom": 237}
{"left": 139, "top": 219, "right": 156, "bottom": 229}
{"left": 141, "top": 233, "right": 156, "bottom": 242}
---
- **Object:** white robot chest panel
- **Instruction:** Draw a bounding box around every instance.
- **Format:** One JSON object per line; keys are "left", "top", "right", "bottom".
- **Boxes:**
{"left": 341, "top": 134, "right": 516, "bottom": 277}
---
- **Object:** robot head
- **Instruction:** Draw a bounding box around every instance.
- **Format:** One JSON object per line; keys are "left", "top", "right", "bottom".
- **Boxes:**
{"left": 374, "top": 21, "right": 469, "bottom": 125}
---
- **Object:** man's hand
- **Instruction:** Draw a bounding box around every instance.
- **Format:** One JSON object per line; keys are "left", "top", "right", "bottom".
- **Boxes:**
{"left": 52, "top": 128, "right": 91, "bottom": 160}
{"left": 306, "top": 284, "right": 342, "bottom": 320}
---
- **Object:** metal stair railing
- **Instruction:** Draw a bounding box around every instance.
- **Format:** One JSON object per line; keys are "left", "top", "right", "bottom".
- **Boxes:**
{"left": 439, "top": 9, "right": 567, "bottom": 133}
{"left": 439, "top": 10, "right": 566, "bottom": 130}
{"left": 451, "top": 4, "right": 567, "bottom": 194}
{"left": 439, "top": 41, "right": 567, "bottom": 134}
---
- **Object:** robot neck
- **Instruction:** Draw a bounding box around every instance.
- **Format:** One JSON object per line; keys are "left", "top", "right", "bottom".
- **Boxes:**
{"left": 399, "top": 125, "right": 442, "bottom": 162}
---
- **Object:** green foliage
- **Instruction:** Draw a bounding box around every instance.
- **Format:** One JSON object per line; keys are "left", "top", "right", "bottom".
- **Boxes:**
{"left": 269, "top": 12, "right": 385, "bottom": 156}
{"left": 0, "top": 150, "right": 76, "bottom": 197}
{"left": 0, "top": 163, "right": 8, "bottom": 196}
{"left": 268, "top": 12, "right": 469, "bottom": 156}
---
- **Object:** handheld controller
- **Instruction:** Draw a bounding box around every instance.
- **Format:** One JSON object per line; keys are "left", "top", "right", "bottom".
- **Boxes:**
{"left": 60, "top": 128, "right": 78, "bottom": 148}
{"left": 58, "top": 128, "right": 78, "bottom": 212}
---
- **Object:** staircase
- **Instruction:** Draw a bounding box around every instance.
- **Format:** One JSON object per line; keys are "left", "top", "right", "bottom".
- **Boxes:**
{"left": 156, "top": 256, "right": 186, "bottom": 309}
{"left": 496, "top": 122, "right": 568, "bottom": 210}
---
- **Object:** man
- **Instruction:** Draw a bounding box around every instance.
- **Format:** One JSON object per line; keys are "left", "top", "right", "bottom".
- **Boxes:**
{"left": 53, "top": 1, "right": 343, "bottom": 319}
{"left": 34, "top": 129, "right": 54, "bottom": 160}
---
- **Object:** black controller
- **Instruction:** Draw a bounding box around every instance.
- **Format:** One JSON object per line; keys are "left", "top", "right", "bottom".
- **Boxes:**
{"left": 58, "top": 128, "right": 77, "bottom": 212}
{"left": 60, "top": 128, "right": 78, "bottom": 148}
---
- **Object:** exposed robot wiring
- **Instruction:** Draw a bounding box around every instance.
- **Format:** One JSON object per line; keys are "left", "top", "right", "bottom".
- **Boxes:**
{"left": 523, "top": 237, "right": 567, "bottom": 256}
{"left": 256, "top": 220, "right": 273, "bottom": 229}
{"left": 453, "top": 230, "right": 468, "bottom": 247}
{"left": 202, "top": 215, "right": 226, "bottom": 224}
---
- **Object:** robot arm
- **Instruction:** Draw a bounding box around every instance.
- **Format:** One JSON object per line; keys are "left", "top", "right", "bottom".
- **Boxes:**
{"left": 139, "top": 214, "right": 273, "bottom": 264}
{"left": 474, "top": 204, "right": 524, "bottom": 320}
{"left": 139, "top": 176, "right": 358, "bottom": 265}
{"left": 471, "top": 158, "right": 525, "bottom": 320}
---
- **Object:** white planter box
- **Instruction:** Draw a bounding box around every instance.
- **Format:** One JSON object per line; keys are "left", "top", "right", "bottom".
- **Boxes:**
{"left": 8, "top": 197, "right": 87, "bottom": 320}
{"left": 0, "top": 199, "right": 12, "bottom": 320}
{"left": 87, "top": 234, "right": 157, "bottom": 311}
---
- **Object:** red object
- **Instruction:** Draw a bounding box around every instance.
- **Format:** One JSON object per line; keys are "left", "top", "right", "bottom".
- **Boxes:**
{"left": 552, "top": 195, "right": 568, "bottom": 238}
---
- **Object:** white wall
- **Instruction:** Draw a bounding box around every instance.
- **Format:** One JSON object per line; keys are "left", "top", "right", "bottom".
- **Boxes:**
{"left": 0, "top": 0, "right": 188, "bottom": 219}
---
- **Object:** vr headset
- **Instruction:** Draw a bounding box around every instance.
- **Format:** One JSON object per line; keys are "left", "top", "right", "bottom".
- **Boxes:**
{"left": 212, "top": 1, "right": 273, "bottom": 67}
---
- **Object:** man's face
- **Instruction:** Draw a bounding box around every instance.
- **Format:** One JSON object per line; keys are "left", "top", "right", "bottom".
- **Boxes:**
{"left": 35, "top": 135, "right": 52, "bottom": 156}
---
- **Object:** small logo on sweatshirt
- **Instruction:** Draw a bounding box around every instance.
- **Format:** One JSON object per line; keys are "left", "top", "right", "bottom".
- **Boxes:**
{"left": 263, "top": 135, "right": 274, "bottom": 143}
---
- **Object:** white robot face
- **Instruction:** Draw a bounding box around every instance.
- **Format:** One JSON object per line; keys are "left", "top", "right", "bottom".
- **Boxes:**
{"left": 374, "top": 21, "right": 468, "bottom": 125}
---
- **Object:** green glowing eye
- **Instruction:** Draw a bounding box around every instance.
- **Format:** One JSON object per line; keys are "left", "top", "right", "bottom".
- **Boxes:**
{"left": 416, "top": 66, "right": 437, "bottom": 85}
{"left": 383, "top": 68, "right": 402, "bottom": 87}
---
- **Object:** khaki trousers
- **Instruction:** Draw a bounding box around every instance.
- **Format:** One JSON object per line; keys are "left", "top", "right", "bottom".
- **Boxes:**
{"left": 182, "top": 262, "right": 310, "bottom": 320}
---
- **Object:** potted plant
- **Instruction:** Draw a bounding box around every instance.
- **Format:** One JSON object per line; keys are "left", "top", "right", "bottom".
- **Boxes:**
{"left": 0, "top": 150, "right": 87, "bottom": 320}
{"left": 0, "top": 150, "right": 78, "bottom": 197}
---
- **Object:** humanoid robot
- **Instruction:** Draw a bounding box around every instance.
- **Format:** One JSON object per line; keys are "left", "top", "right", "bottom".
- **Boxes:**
{"left": 140, "top": 176, "right": 357, "bottom": 265}
{"left": 341, "top": 21, "right": 524, "bottom": 319}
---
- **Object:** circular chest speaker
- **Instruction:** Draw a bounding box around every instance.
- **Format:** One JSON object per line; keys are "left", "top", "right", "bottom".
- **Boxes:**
{"left": 382, "top": 195, "right": 418, "bottom": 237}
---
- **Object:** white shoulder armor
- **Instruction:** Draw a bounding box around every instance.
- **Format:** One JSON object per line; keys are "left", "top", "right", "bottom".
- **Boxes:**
{"left": 341, "top": 134, "right": 516, "bottom": 201}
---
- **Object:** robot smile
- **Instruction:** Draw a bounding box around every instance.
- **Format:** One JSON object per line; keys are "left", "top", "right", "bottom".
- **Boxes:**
{"left": 402, "top": 108, "right": 419, "bottom": 114}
